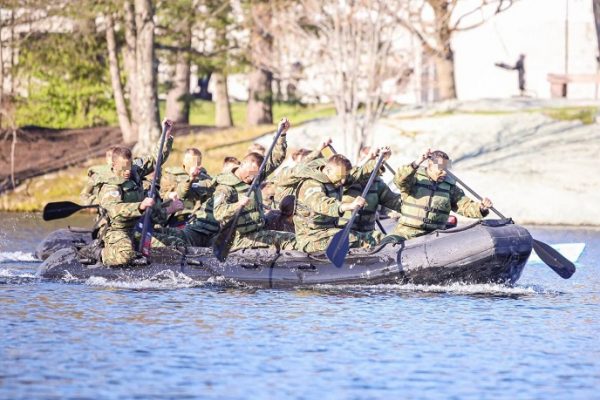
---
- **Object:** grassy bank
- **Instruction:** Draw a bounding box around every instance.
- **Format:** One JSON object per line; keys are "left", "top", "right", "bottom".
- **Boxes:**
{"left": 0, "top": 103, "right": 335, "bottom": 212}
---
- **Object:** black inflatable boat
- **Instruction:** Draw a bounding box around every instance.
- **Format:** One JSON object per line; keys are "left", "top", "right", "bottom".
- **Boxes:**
{"left": 37, "top": 219, "right": 533, "bottom": 288}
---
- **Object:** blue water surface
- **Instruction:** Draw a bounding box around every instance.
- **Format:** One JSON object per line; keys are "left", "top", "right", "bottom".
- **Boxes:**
{"left": 1, "top": 213, "right": 599, "bottom": 400}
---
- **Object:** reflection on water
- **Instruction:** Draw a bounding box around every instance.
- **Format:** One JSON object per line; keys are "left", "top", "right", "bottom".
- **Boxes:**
{"left": 1, "top": 212, "right": 599, "bottom": 399}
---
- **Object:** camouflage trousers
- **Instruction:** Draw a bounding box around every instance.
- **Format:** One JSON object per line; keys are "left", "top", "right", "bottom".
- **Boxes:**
{"left": 391, "top": 223, "right": 430, "bottom": 241}
{"left": 230, "top": 230, "right": 296, "bottom": 252}
{"left": 101, "top": 229, "right": 186, "bottom": 266}
{"left": 160, "top": 226, "right": 215, "bottom": 248}
{"left": 294, "top": 228, "right": 379, "bottom": 253}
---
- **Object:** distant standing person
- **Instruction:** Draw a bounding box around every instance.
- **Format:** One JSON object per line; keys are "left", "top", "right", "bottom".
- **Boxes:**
{"left": 495, "top": 54, "right": 526, "bottom": 96}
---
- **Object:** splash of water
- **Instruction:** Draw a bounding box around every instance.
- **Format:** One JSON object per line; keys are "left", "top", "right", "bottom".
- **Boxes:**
{"left": 84, "top": 270, "right": 204, "bottom": 290}
{"left": 310, "top": 282, "right": 555, "bottom": 296}
{"left": 0, "top": 268, "right": 37, "bottom": 279}
{"left": 0, "top": 251, "right": 38, "bottom": 263}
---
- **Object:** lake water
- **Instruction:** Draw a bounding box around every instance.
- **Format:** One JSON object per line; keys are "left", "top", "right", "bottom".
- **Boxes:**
{"left": 1, "top": 212, "right": 599, "bottom": 399}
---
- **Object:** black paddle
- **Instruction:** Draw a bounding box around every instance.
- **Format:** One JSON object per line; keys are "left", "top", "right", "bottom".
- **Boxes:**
{"left": 42, "top": 201, "right": 98, "bottom": 221}
{"left": 326, "top": 152, "right": 387, "bottom": 268}
{"left": 443, "top": 168, "right": 575, "bottom": 279}
{"left": 138, "top": 121, "right": 171, "bottom": 256}
{"left": 213, "top": 120, "right": 287, "bottom": 262}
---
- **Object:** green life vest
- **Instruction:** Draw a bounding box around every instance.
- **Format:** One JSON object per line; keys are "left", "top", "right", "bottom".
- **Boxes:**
{"left": 398, "top": 168, "right": 456, "bottom": 231}
{"left": 338, "top": 178, "right": 383, "bottom": 232}
{"left": 215, "top": 172, "right": 265, "bottom": 235}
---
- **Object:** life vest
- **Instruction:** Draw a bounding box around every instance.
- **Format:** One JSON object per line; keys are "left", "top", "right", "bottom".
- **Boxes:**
{"left": 398, "top": 167, "right": 456, "bottom": 231}
{"left": 215, "top": 172, "right": 265, "bottom": 235}
{"left": 338, "top": 178, "right": 383, "bottom": 232}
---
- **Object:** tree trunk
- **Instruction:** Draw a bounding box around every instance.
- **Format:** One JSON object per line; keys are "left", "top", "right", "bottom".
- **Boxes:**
{"left": 431, "top": 1, "right": 457, "bottom": 101}
{"left": 165, "top": 52, "right": 191, "bottom": 123}
{"left": 433, "top": 47, "right": 457, "bottom": 101}
{"left": 246, "top": 1, "right": 273, "bottom": 126}
{"left": 105, "top": 13, "right": 135, "bottom": 143}
{"left": 247, "top": 68, "right": 273, "bottom": 125}
{"left": 123, "top": 0, "right": 140, "bottom": 136}
{"left": 214, "top": 72, "right": 233, "bottom": 127}
{"left": 165, "top": 19, "right": 192, "bottom": 124}
{"left": 133, "top": 0, "right": 161, "bottom": 155}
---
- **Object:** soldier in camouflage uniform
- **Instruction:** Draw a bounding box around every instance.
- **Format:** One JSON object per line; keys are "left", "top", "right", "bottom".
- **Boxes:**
{"left": 160, "top": 148, "right": 213, "bottom": 226}
{"left": 213, "top": 119, "right": 295, "bottom": 251}
{"left": 389, "top": 149, "right": 493, "bottom": 241}
{"left": 338, "top": 148, "right": 402, "bottom": 244}
{"left": 97, "top": 123, "right": 186, "bottom": 266}
{"left": 80, "top": 146, "right": 117, "bottom": 205}
{"left": 158, "top": 148, "right": 218, "bottom": 247}
{"left": 271, "top": 138, "right": 332, "bottom": 207}
{"left": 287, "top": 151, "right": 384, "bottom": 253}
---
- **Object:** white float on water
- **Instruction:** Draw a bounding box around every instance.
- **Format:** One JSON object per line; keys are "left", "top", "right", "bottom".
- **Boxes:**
{"left": 528, "top": 243, "right": 586, "bottom": 264}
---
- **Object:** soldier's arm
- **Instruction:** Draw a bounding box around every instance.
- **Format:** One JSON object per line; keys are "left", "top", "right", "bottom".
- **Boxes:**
{"left": 134, "top": 136, "right": 174, "bottom": 178}
{"left": 299, "top": 181, "right": 342, "bottom": 218}
{"left": 98, "top": 184, "right": 143, "bottom": 222}
{"left": 393, "top": 164, "right": 418, "bottom": 199}
{"left": 213, "top": 185, "right": 239, "bottom": 224}
{"left": 451, "top": 185, "right": 488, "bottom": 219}
{"left": 263, "top": 134, "right": 287, "bottom": 178}
{"left": 191, "top": 176, "right": 216, "bottom": 202}
{"left": 379, "top": 181, "right": 403, "bottom": 212}
{"left": 80, "top": 176, "right": 96, "bottom": 205}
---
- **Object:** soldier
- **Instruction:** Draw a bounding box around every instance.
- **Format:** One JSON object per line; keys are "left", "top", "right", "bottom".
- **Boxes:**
{"left": 80, "top": 146, "right": 118, "bottom": 205}
{"left": 247, "top": 142, "right": 266, "bottom": 156}
{"left": 213, "top": 119, "right": 295, "bottom": 251}
{"left": 95, "top": 121, "right": 186, "bottom": 266}
{"left": 389, "top": 149, "right": 493, "bottom": 241}
{"left": 160, "top": 148, "right": 212, "bottom": 227}
{"left": 156, "top": 148, "right": 221, "bottom": 248}
{"left": 222, "top": 156, "right": 240, "bottom": 173}
{"left": 289, "top": 150, "right": 386, "bottom": 253}
{"left": 272, "top": 138, "right": 332, "bottom": 207}
{"left": 338, "top": 147, "right": 401, "bottom": 244}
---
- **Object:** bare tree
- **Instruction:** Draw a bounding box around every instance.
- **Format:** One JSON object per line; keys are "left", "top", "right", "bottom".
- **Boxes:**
{"left": 101, "top": 0, "right": 161, "bottom": 153}
{"left": 281, "top": 0, "right": 413, "bottom": 160}
{"left": 396, "top": 0, "right": 515, "bottom": 100}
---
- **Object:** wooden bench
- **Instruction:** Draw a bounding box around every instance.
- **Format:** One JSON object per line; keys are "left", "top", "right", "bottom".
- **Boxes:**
{"left": 547, "top": 73, "right": 600, "bottom": 98}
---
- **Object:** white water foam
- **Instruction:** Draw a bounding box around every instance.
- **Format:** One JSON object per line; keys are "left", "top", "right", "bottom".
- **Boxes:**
{"left": 0, "top": 251, "right": 38, "bottom": 263}
{"left": 84, "top": 270, "right": 204, "bottom": 290}
{"left": 311, "top": 282, "right": 552, "bottom": 296}
{"left": 0, "top": 268, "right": 37, "bottom": 279}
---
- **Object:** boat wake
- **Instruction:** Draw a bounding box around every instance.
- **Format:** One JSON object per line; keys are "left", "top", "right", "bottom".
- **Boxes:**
{"left": 310, "top": 282, "right": 556, "bottom": 296}
{"left": 0, "top": 251, "right": 38, "bottom": 263}
{"left": 81, "top": 270, "right": 223, "bottom": 290}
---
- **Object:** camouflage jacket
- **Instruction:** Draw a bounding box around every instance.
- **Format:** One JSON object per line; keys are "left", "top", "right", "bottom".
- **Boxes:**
{"left": 212, "top": 135, "right": 287, "bottom": 234}
{"left": 271, "top": 149, "right": 322, "bottom": 205}
{"left": 96, "top": 137, "right": 174, "bottom": 233}
{"left": 291, "top": 158, "right": 378, "bottom": 242}
{"left": 80, "top": 164, "right": 111, "bottom": 205}
{"left": 393, "top": 164, "right": 487, "bottom": 230}
{"left": 339, "top": 176, "right": 402, "bottom": 233}
{"left": 160, "top": 166, "right": 213, "bottom": 217}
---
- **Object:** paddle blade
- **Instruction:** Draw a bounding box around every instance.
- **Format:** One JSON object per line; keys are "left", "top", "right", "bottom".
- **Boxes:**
{"left": 326, "top": 229, "right": 351, "bottom": 268}
{"left": 43, "top": 201, "right": 84, "bottom": 221}
{"left": 532, "top": 239, "right": 576, "bottom": 279}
